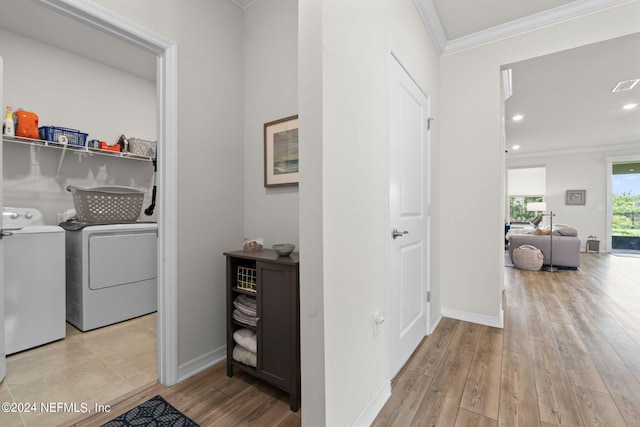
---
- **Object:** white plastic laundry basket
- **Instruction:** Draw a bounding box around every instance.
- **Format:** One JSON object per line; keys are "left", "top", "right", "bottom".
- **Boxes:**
{"left": 66, "top": 185, "right": 145, "bottom": 223}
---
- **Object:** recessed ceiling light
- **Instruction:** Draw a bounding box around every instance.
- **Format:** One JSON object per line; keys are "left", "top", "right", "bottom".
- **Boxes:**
{"left": 612, "top": 79, "right": 640, "bottom": 92}
{"left": 512, "top": 145, "right": 520, "bottom": 150}
{"left": 512, "top": 115, "right": 524, "bottom": 121}
{"left": 623, "top": 103, "right": 638, "bottom": 110}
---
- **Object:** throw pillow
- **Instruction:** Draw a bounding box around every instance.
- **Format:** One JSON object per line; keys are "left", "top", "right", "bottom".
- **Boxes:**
{"left": 533, "top": 229, "right": 551, "bottom": 235}
{"left": 555, "top": 227, "right": 578, "bottom": 237}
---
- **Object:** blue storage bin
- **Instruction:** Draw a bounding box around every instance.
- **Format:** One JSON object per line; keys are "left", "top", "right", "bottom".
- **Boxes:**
{"left": 39, "top": 126, "right": 88, "bottom": 147}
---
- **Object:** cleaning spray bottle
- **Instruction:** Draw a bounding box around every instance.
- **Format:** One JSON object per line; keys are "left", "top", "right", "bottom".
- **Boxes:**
{"left": 3, "top": 106, "right": 14, "bottom": 136}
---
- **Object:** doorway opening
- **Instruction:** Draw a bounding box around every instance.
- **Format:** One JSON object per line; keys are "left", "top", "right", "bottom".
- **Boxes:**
{"left": 611, "top": 160, "right": 640, "bottom": 253}
{"left": 0, "top": 2, "right": 178, "bottom": 423}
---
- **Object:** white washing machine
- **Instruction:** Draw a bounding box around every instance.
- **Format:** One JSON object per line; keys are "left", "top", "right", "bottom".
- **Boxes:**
{"left": 65, "top": 222, "right": 157, "bottom": 331}
{"left": 3, "top": 207, "right": 66, "bottom": 355}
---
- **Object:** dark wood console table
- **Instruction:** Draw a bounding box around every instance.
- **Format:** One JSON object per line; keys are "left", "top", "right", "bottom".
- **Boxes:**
{"left": 223, "top": 249, "right": 300, "bottom": 411}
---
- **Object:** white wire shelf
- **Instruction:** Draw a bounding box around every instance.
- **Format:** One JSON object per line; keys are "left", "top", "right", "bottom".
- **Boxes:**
{"left": 3, "top": 135, "right": 153, "bottom": 162}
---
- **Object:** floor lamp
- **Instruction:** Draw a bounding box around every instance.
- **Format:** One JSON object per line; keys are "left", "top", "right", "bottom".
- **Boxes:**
{"left": 541, "top": 211, "right": 558, "bottom": 272}
{"left": 526, "top": 202, "right": 546, "bottom": 228}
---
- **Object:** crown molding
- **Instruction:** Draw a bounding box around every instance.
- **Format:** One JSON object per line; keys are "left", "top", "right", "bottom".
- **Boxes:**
{"left": 230, "top": 0, "right": 256, "bottom": 10}
{"left": 415, "top": 0, "right": 638, "bottom": 57}
{"left": 413, "top": 0, "right": 447, "bottom": 55}
{"left": 506, "top": 141, "right": 640, "bottom": 160}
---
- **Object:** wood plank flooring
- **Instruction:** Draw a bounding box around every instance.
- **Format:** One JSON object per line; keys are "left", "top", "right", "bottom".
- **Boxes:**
{"left": 71, "top": 252, "right": 640, "bottom": 426}
{"left": 375, "top": 253, "right": 640, "bottom": 426}
{"left": 70, "top": 362, "right": 301, "bottom": 427}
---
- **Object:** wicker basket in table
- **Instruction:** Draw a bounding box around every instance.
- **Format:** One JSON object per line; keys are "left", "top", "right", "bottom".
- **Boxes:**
{"left": 512, "top": 245, "right": 544, "bottom": 271}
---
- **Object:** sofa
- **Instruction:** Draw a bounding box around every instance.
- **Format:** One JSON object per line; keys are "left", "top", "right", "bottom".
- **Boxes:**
{"left": 508, "top": 227, "right": 581, "bottom": 269}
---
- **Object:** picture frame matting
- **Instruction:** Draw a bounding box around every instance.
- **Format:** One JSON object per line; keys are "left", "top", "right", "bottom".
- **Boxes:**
{"left": 264, "top": 115, "right": 299, "bottom": 188}
{"left": 565, "top": 189, "right": 586, "bottom": 205}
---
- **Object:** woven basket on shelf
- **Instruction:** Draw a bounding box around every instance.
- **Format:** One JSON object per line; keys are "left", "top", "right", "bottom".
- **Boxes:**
{"left": 512, "top": 245, "right": 544, "bottom": 271}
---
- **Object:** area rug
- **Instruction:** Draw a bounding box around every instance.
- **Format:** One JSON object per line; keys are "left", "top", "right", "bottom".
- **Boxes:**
{"left": 101, "top": 395, "right": 199, "bottom": 427}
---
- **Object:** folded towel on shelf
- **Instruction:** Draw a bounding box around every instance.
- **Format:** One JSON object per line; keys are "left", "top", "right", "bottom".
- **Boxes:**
{"left": 234, "top": 301, "right": 255, "bottom": 317}
{"left": 233, "top": 309, "right": 257, "bottom": 327}
{"left": 233, "top": 294, "right": 257, "bottom": 317}
{"left": 233, "top": 328, "right": 257, "bottom": 353}
{"left": 233, "top": 344, "right": 257, "bottom": 367}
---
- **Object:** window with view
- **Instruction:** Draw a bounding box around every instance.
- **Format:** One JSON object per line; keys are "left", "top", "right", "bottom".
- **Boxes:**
{"left": 509, "top": 196, "right": 544, "bottom": 223}
{"left": 507, "top": 167, "right": 546, "bottom": 224}
{"left": 611, "top": 162, "right": 640, "bottom": 251}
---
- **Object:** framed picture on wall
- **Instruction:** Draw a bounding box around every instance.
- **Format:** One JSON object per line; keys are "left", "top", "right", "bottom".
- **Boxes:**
{"left": 264, "top": 115, "right": 299, "bottom": 188}
{"left": 566, "top": 189, "right": 586, "bottom": 205}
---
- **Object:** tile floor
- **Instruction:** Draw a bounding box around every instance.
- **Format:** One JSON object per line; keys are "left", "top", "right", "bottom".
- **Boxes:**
{"left": 0, "top": 314, "right": 157, "bottom": 427}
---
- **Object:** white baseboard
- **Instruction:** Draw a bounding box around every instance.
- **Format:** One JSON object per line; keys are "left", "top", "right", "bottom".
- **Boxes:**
{"left": 350, "top": 379, "right": 392, "bottom": 427}
{"left": 429, "top": 312, "right": 443, "bottom": 334}
{"left": 441, "top": 307, "right": 504, "bottom": 328}
{"left": 177, "top": 345, "right": 227, "bottom": 382}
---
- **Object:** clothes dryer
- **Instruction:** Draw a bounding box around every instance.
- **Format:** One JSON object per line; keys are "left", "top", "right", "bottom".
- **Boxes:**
{"left": 64, "top": 222, "right": 157, "bottom": 331}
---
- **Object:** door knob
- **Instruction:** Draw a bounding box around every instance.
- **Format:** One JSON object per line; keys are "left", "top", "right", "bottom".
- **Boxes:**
{"left": 392, "top": 228, "right": 408, "bottom": 239}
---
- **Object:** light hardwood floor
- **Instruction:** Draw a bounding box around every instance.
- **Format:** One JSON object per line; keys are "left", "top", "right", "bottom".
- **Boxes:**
{"left": 374, "top": 252, "right": 640, "bottom": 426}
{"left": 71, "top": 252, "right": 640, "bottom": 426}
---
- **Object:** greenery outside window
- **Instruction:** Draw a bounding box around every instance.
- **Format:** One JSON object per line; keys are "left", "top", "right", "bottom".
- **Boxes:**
{"left": 509, "top": 196, "right": 543, "bottom": 223}
{"left": 507, "top": 167, "right": 545, "bottom": 224}
{"left": 612, "top": 162, "right": 640, "bottom": 237}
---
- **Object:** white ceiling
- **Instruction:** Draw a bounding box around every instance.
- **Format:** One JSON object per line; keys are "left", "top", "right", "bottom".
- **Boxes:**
{"left": 411, "top": 0, "right": 640, "bottom": 157}
{"left": 433, "top": 0, "right": 576, "bottom": 40}
{"left": 0, "top": 0, "right": 156, "bottom": 82}
{"left": 2, "top": 0, "right": 638, "bottom": 158}
{"left": 504, "top": 33, "right": 640, "bottom": 157}
{"left": 415, "top": 0, "right": 637, "bottom": 54}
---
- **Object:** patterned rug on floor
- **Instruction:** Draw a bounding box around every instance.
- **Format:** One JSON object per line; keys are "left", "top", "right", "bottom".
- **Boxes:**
{"left": 100, "top": 395, "right": 199, "bottom": 427}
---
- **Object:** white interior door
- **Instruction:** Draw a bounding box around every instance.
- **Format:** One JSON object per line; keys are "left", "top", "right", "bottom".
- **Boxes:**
{"left": 0, "top": 56, "right": 6, "bottom": 381}
{"left": 389, "top": 54, "right": 430, "bottom": 378}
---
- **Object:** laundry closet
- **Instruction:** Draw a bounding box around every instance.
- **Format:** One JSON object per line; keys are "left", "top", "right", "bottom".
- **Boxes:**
{"left": 0, "top": 9, "right": 158, "bottom": 359}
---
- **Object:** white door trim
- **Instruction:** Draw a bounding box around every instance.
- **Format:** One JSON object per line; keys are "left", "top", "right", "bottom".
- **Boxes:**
{"left": 36, "top": 0, "right": 179, "bottom": 385}
{"left": 1, "top": 56, "right": 6, "bottom": 381}
{"left": 387, "top": 45, "right": 432, "bottom": 376}
{"left": 389, "top": 48, "right": 432, "bottom": 335}
{"left": 606, "top": 154, "right": 640, "bottom": 254}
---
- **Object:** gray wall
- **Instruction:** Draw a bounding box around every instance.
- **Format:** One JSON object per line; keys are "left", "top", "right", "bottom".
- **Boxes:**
{"left": 243, "top": 0, "right": 299, "bottom": 249}
{"left": 90, "top": 0, "right": 245, "bottom": 368}
{"left": 298, "top": 0, "right": 441, "bottom": 424}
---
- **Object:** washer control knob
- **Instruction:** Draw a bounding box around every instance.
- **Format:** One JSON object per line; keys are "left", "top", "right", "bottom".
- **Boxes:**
{"left": 10, "top": 212, "right": 20, "bottom": 220}
{"left": 25, "top": 212, "right": 33, "bottom": 220}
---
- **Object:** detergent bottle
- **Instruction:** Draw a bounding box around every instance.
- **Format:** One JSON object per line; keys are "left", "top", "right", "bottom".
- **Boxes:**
{"left": 3, "top": 106, "right": 15, "bottom": 136}
{"left": 15, "top": 108, "right": 39, "bottom": 139}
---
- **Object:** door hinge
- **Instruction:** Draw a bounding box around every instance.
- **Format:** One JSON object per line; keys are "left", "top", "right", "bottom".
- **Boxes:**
{"left": 427, "top": 291, "right": 431, "bottom": 303}
{"left": 427, "top": 117, "right": 433, "bottom": 130}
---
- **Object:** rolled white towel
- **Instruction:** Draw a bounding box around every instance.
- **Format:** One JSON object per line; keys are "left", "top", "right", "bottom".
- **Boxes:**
{"left": 232, "top": 344, "right": 257, "bottom": 367}
{"left": 233, "top": 328, "right": 257, "bottom": 353}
